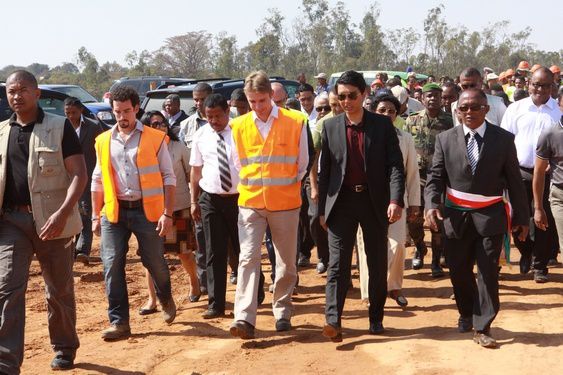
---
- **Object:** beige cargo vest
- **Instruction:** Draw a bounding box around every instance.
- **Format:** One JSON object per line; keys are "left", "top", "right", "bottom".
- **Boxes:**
{"left": 0, "top": 112, "right": 82, "bottom": 239}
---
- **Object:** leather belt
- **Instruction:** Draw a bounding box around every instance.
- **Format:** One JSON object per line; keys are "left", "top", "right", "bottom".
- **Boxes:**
{"left": 344, "top": 184, "right": 368, "bottom": 193}
{"left": 118, "top": 199, "right": 142, "bottom": 209}
{"left": 3, "top": 204, "right": 33, "bottom": 213}
{"left": 519, "top": 166, "right": 534, "bottom": 174}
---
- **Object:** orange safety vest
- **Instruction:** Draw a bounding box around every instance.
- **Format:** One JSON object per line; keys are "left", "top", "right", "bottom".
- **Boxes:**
{"left": 231, "top": 107, "right": 303, "bottom": 211}
{"left": 95, "top": 125, "right": 167, "bottom": 223}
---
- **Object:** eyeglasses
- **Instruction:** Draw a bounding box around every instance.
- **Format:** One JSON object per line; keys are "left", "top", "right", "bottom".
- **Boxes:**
{"left": 150, "top": 121, "right": 165, "bottom": 127}
{"left": 530, "top": 82, "right": 553, "bottom": 90}
{"left": 337, "top": 91, "right": 361, "bottom": 101}
{"left": 376, "top": 108, "right": 397, "bottom": 115}
{"left": 315, "top": 105, "right": 331, "bottom": 112}
{"left": 457, "top": 105, "right": 487, "bottom": 112}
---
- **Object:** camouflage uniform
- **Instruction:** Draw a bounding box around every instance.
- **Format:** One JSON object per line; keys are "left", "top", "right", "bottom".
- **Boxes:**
{"left": 404, "top": 109, "right": 453, "bottom": 271}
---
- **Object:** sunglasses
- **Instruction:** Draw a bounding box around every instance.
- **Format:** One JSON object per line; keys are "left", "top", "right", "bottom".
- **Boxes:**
{"left": 315, "top": 105, "right": 331, "bottom": 112}
{"left": 457, "top": 105, "right": 487, "bottom": 112}
{"left": 337, "top": 91, "right": 361, "bottom": 101}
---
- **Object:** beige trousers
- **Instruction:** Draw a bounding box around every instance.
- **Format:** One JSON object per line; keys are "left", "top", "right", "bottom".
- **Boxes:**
{"left": 550, "top": 185, "right": 563, "bottom": 252}
{"left": 358, "top": 214, "right": 407, "bottom": 300}
{"left": 234, "top": 207, "right": 299, "bottom": 326}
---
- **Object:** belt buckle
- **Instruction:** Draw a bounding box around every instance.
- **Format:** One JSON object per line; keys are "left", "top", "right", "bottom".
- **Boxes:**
{"left": 354, "top": 185, "right": 364, "bottom": 193}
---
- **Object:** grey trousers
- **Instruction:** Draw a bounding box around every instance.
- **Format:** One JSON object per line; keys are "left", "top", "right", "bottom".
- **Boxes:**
{"left": 234, "top": 207, "right": 299, "bottom": 326}
{"left": 550, "top": 185, "right": 563, "bottom": 252}
{"left": 0, "top": 211, "right": 79, "bottom": 375}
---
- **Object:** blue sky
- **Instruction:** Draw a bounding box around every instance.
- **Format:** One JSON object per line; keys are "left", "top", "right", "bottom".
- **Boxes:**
{"left": 2, "top": 0, "right": 561, "bottom": 68}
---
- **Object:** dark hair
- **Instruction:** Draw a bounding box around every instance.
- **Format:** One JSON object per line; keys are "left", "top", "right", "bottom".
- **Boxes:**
{"left": 385, "top": 77, "right": 401, "bottom": 88}
{"left": 336, "top": 70, "right": 367, "bottom": 94}
{"left": 297, "top": 83, "right": 315, "bottom": 94}
{"left": 193, "top": 82, "right": 212, "bottom": 94}
{"left": 64, "top": 96, "right": 83, "bottom": 109}
{"left": 513, "top": 89, "right": 529, "bottom": 102}
{"left": 165, "top": 94, "right": 180, "bottom": 104}
{"left": 110, "top": 85, "right": 140, "bottom": 108}
{"left": 204, "top": 93, "right": 229, "bottom": 111}
{"left": 459, "top": 88, "right": 488, "bottom": 102}
{"left": 372, "top": 94, "right": 401, "bottom": 113}
{"left": 442, "top": 81, "right": 461, "bottom": 94}
{"left": 489, "top": 83, "right": 504, "bottom": 92}
{"left": 140, "top": 110, "right": 180, "bottom": 142}
{"left": 494, "top": 91, "right": 510, "bottom": 107}
{"left": 230, "top": 88, "right": 247, "bottom": 102}
{"left": 286, "top": 98, "right": 301, "bottom": 111}
{"left": 460, "top": 67, "right": 482, "bottom": 78}
{"left": 6, "top": 69, "right": 38, "bottom": 88}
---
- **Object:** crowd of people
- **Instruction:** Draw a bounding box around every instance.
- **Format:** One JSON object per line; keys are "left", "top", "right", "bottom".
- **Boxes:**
{"left": 0, "top": 60, "right": 561, "bottom": 373}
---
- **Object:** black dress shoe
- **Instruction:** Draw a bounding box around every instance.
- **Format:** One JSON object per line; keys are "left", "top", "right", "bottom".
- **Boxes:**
{"left": 519, "top": 252, "right": 532, "bottom": 274}
{"left": 229, "top": 272, "right": 238, "bottom": 285}
{"left": 275, "top": 318, "right": 292, "bottom": 332}
{"left": 51, "top": 354, "right": 75, "bottom": 370}
{"left": 431, "top": 265, "right": 445, "bottom": 278}
{"left": 458, "top": 316, "right": 473, "bottom": 333}
{"left": 369, "top": 322, "right": 384, "bottom": 335}
{"left": 412, "top": 243, "right": 427, "bottom": 270}
{"left": 473, "top": 331, "right": 497, "bottom": 348}
{"left": 534, "top": 270, "right": 548, "bottom": 283}
{"left": 202, "top": 309, "right": 224, "bottom": 319}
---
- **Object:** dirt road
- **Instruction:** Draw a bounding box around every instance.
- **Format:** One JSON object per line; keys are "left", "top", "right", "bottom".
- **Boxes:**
{"left": 20, "top": 239, "right": 563, "bottom": 374}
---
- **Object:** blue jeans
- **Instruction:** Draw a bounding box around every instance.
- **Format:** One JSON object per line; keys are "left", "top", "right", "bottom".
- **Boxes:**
{"left": 75, "top": 199, "right": 93, "bottom": 256}
{"left": 100, "top": 207, "right": 172, "bottom": 325}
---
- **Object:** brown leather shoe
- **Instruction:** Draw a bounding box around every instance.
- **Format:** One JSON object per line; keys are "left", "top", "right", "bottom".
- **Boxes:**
{"left": 229, "top": 320, "right": 255, "bottom": 339}
{"left": 322, "top": 323, "right": 342, "bottom": 342}
{"left": 473, "top": 332, "right": 497, "bottom": 348}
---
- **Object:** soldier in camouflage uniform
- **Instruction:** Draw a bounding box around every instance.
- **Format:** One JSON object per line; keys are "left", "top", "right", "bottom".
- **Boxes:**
{"left": 405, "top": 83, "right": 453, "bottom": 277}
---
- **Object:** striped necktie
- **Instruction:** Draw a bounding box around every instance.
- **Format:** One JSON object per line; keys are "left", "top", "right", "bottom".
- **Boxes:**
{"left": 217, "top": 133, "right": 232, "bottom": 192}
{"left": 467, "top": 130, "right": 480, "bottom": 175}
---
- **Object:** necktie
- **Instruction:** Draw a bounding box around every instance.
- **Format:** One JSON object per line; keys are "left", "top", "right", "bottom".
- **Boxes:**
{"left": 467, "top": 131, "right": 480, "bottom": 174}
{"left": 217, "top": 133, "right": 232, "bottom": 192}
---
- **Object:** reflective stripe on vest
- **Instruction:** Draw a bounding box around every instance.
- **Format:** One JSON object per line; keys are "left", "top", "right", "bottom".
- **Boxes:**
{"left": 231, "top": 108, "right": 303, "bottom": 211}
{"left": 96, "top": 126, "right": 166, "bottom": 223}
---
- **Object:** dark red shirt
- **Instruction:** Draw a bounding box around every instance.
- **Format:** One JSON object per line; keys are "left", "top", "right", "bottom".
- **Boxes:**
{"left": 343, "top": 117, "right": 368, "bottom": 187}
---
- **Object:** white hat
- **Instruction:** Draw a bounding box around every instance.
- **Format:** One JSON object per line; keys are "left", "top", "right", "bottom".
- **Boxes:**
{"left": 314, "top": 73, "right": 327, "bottom": 79}
{"left": 486, "top": 73, "right": 499, "bottom": 81}
{"left": 391, "top": 86, "right": 409, "bottom": 105}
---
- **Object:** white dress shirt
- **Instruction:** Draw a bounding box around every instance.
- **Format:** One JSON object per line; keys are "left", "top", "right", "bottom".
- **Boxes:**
{"left": 501, "top": 97, "right": 562, "bottom": 168}
{"left": 452, "top": 94, "right": 507, "bottom": 127}
{"left": 230, "top": 105, "right": 309, "bottom": 181}
{"left": 189, "top": 124, "right": 239, "bottom": 195}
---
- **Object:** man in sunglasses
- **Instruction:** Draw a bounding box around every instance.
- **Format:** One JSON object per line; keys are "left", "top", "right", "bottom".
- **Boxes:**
{"left": 425, "top": 88, "right": 528, "bottom": 348}
{"left": 405, "top": 83, "right": 453, "bottom": 276}
{"left": 451, "top": 68, "right": 507, "bottom": 126}
{"left": 319, "top": 70, "right": 405, "bottom": 341}
{"left": 501, "top": 67, "right": 562, "bottom": 282}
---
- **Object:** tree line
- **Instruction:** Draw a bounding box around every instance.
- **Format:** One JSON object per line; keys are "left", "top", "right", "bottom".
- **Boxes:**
{"left": 1, "top": 1, "right": 561, "bottom": 99}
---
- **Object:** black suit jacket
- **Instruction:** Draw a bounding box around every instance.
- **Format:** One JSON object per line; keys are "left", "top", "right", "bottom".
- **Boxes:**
{"left": 169, "top": 110, "right": 188, "bottom": 139}
{"left": 318, "top": 110, "right": 405, "bottom": 226}
{"left": 79, "top": 116, "right": 104, "bottom": 201}
{"left": 424, "top": 122, "right": 529, "bottom": 238}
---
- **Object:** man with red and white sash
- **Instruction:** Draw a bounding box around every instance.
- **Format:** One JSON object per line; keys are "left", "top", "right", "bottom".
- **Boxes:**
{"left": 425, "top": 89, "right": 529, "bottom": 348}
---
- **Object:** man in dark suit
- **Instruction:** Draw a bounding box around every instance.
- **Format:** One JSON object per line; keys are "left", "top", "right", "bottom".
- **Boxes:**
{"left": 425, "top": 88, "right": 529, "bottom": 348}
{"left": 318, "top": 70, "right": 405, "bottom": 341}
{"left": 64, "top": 97, "right": 105, "bottom": 264}
{"left": 164, "top": 94, "right": 188, "bottom": 138}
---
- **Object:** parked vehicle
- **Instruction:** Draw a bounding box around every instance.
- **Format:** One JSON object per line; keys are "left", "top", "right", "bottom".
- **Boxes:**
{"left": 141, "top": 77, "right": 300, "bottom": 114}
{"left": 1, "top": 83, "right": 103, "bottom": 126}
{"left": 107, "top": 76, "right": 197, "bottom": 103}
{"left": 328, "top": 70, "right": 429, "bottom": 88}
{"left": 40, "top": 84, "right": 115, "bottom": 125}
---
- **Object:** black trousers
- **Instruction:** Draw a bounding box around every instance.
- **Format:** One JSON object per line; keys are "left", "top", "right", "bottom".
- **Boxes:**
{"left": 199, "top": 191, "right": 240, "bottom": 312}
{"left": 325, "top": 189, "right": 388, "bottom": 326}
{"left": 446, "top": 217, "right": 503, "bottom": 332}
{"left": 298, "top": 183, "right": 315, "bottom": 258}
{"left": 514, "top": 169, "right": 556, "bottom": 272}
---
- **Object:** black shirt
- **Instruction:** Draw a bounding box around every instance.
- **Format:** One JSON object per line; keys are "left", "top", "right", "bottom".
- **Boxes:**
{"left": 3, "top": 108, "right": 83, "bottom": 207}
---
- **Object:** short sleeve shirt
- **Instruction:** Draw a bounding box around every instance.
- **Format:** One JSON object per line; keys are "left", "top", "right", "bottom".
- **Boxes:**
{"left": 2, "top": 108, "right": 82, "bottom": 207}
{"left": 536, "top": 118, "right": 563, "bottom": 188}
